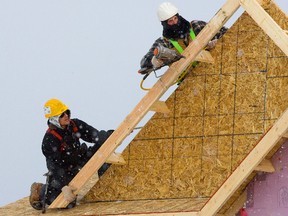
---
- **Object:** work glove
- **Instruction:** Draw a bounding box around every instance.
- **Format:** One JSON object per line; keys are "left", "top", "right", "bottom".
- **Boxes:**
{"left": 86, "top": 129, "right": 114, "bottom": 159}
{"left": 206, "top": 39, "right": 218, "bottom": 50}
{"left": 151, "top": 56, "right": 164, "bottom": 69}
{"left": 80, "top": 143, "right": 87, "bottom": 154}
{"left": 61, "top": 185, "right": 77, "bottom": 203}
{"left": 98, "top": 130, "right": 114, "bottom": 145}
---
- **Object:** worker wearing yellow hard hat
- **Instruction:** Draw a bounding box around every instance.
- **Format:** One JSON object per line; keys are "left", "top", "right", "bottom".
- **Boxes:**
{"left": 29, "top": 98, "right": 114, "bottom": 211}
{"left": 44, "top": 98, "right": 69, "bottom": 118}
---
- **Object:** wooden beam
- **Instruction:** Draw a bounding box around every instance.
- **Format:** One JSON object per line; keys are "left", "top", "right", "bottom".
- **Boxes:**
{"left": 76, "top": 172, "right": 99, "bottom": 201}
{"left": 282, "top": 132, "right": 288, "bottom": 139}
{"left": 195, "top": 50, "right": 215, "bottom": 63}
{"left": 255, "top": 159, "right": 275, "bottom": 172}
{"left": 199, "top": 107, "right": 288, "bottom": 216}
{"left": 106, "top": 152, "right": 126, "bottom": 165}
{"left": 114, "top": 212, "right": 200, "bottom": 216}
{"left": 222, "top": 190, "right": 247, "bottom": 216}
{"left": 256, "top": 0, "right": 265, "bottom": 5}
{"left": 49, "top": 0, "right": 240, "bottom": 209}
{"left": 150, "top": 100, "right": 170, "bottom": 113}
{"left": 240, "top": 0, "right": 288, "bottom": 57}
{"left": 76, "top": 152, "right": 125, "bottom": 202}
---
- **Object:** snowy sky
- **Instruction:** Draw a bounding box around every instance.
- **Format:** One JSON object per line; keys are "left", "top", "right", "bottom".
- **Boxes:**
{"left": 0, "top": 0, "right": 287, "bottom": 207}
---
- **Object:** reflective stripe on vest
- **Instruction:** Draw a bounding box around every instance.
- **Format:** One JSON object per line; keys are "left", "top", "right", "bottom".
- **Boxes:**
{"left": 170, "top": 29, "right": 196, "bottom": 54}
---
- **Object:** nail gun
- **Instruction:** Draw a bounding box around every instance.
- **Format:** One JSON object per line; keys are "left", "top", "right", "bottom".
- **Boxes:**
{"left": 138, "top": 44, "right": 185, "bottom": 75}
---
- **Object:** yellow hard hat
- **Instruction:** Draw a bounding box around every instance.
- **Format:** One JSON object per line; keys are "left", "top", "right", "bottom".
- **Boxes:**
{"left": 44, "top": 98, "right": 69, "bottom": 118}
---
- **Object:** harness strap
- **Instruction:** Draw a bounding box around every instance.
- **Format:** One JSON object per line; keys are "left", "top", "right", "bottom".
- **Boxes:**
{"left": 189, "top": 29, "right": 196, "bottom": 40}
{"left": 169, "top": 29, "right": 198, "bottom": 85}
{"left": 70, "top": 120, "right": 78, "bottom": 133}
{"left": 46, "top": 120, "right": 79, "bottom": 152}
{"left": 47, "top": 129, "right": 63, "bottom": 141}
{"left": 170, "top": 29, "right": 196, "bottom": 54}
{"left": 46, "top": 120, "right": 78, "bottom": 142}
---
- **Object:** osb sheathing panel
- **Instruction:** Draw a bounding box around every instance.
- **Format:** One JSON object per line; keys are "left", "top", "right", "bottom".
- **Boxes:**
{"left": 0, "top": 197, "right": 208, "bottom": 216}
{"left": 1, "top": 1, "right": 288, "bottom": 216}
{"left": 84, "top": 2, "right": 288, "bottom": 214}
{"left": 218, "top": 0, "right": 288, "bottom": 213}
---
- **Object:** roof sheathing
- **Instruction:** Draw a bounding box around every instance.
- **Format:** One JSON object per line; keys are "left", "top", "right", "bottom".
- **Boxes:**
{"left": 85, "top": 0, "right": 288, "bottom": 213}
{"left": 1, "top": 0, "right": 288, "bottom": 215}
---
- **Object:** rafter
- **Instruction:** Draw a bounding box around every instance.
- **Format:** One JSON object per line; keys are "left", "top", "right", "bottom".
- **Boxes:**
{"left": 49, "top": 0, "right": 241, "bottom": 209}
{"left": 240, "top": 0, "right": 288, "bottom": 56}
{"left": 199, "top": 107, "right": 288, "bottom": 215}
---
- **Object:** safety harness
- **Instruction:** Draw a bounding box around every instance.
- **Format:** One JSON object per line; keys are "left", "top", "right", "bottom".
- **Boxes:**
{"left": 169, "top": 29, "right": 196, "bottom": 53}
{"left": 170, "top": 29, "right": 198, "bottom": 85}
{"left": 46, "top": 120, "right": 78, "bottom": 152}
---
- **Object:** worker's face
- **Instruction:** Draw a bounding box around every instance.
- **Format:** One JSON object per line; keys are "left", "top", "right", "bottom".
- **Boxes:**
{"left": 167, "top": 15, "right": 178, "bottom": 26}
{"left": 59, "top": 110, "right": 71, "bottom": 128}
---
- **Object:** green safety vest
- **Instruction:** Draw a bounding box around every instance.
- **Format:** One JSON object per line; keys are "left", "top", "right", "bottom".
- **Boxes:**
{"left": 170, "top": 29, "right": 198, "bottom": 68}
{"left": 169, "top": 29, "right": 196, "bottom": 54}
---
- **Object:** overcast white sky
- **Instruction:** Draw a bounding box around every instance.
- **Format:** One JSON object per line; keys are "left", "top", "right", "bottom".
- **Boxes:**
{"left": 0, "top": 0, "right": 287, "bottom": 207}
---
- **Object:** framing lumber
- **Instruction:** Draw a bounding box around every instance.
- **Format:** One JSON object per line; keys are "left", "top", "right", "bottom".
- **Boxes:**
{"left": 282, "top": 132, "right": 288, "bottom": 139}
{"left": 106, "top": 152, "right": 126, "bottom": 165}
{"left": 255, "top": 159, "right": 275, "bottom": 172}
{"left": 150, "top": 101, "right": 170, "bottom": 113}
{"left": 49, "top": 0, "right": 241, "bottom": 209}
{"left": 195, "top": 50, "right": 215, "bottom": 63}
{"left": 222, "top": 190, "right": 247, "bottom": 216}
{"left": 240, "top": 0, "right": 288, "bottom": 56}
{"left": 114, "top": 213, "right": 199, "bottom": 216}
{"left": 199, "top": 107, "right": 288, "bottom": 216}
{"left": 76, "top": 172, "right": 99, "bottom": 201}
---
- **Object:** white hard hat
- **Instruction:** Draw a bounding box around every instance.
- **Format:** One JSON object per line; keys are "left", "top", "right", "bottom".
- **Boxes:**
{"left": 157, "top": 2, "right": 179, "bottom": 21}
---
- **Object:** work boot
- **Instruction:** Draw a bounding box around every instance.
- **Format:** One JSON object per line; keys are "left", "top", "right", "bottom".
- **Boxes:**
{"left": 29, "top": 182, "right": 44, "bottom": 210}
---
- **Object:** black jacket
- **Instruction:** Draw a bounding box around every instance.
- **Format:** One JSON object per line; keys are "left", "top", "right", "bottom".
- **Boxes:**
{"left": 42, "top": 118, "right": 113, "bottom": 173}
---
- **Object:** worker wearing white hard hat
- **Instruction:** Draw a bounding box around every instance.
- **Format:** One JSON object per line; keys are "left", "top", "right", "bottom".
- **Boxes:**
{"left": 157, "top": 2, "right": 178, "bottom": 22}
{"left": 139, "top": 2, "right": 228, "bottom": 79}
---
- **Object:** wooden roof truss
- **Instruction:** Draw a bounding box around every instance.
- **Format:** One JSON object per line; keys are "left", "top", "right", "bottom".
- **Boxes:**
{"left": 49, "top": 0, "right": 288, "bottom": 215}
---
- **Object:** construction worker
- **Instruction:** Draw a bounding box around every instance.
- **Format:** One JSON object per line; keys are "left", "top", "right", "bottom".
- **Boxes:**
{"left": 29, "top": 98, "right": 113, "bottom": 211}
{"left": 139, "top": 2, "right": 228, "bottom": 75}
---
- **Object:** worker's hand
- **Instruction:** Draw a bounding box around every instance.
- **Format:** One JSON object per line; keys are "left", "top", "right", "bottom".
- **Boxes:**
{"left": 151, "top": 56, "right": 164, "bottom": 69}
{"left": 80, "top": 143, "right": 88, "bottom": 156}
{"left": 61, "top": 185, "right": 76, "bottom": 203}
{"left": 206, "top": 39, "right": 218, "bottom": 50}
